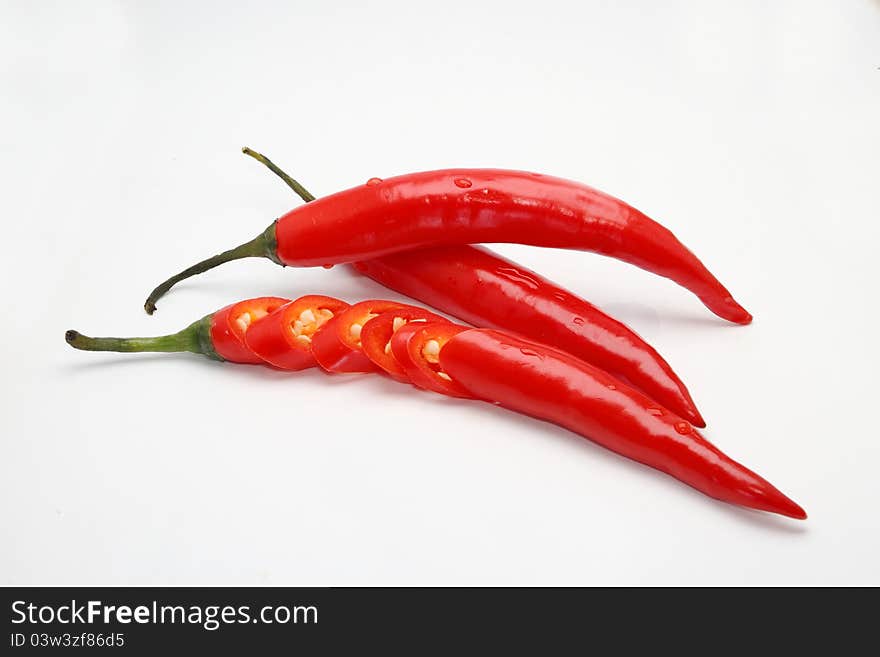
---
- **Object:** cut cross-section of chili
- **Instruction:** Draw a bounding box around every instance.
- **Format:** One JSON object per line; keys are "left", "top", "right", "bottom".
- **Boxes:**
{"left": 389, "top": 322, "right": 472, "bottom": 398}
{"left": 208, "top": 296, "right": 289, "bottom": 363}
{"left": 360, "top": 308, "right": 448, "bottom": 380}
{"left": 311, "top": 299, "right": 413, "bottom": 373}
{"left": 246, "top": 295, "right": 350, "bottom": 370}
{"left": 437, "top": 328, "right": 806, "bottom": 519}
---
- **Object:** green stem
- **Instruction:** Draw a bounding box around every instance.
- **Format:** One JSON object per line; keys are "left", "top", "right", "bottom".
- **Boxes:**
{"left": 143, "top": 223, "right": 279, "bottom": 315}
{"left": 143, "top": 148, "right": 313, "bottom": 316}
{"left": 66, "top": 316, "right": 221, "bottom": 359}
{"left": 242, "top": 147, "right": 316, "bottom": 202}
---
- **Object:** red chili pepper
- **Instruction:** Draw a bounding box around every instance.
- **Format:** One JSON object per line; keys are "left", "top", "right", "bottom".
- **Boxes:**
{"left": 353, "top": 245, "right": 705, "bottom": 426}
{"left": 144, "top": 168, "right": 751, "bottom": 325}
{"left": 388, "top": 322, "right": 473, "bottom": 397}
{"left": 432, "top": 328, "right": 804, "bottom": 519}
{"left": 65, "top": 294, "right": 804, "bottom": 518}
{"left": 210, "top": 296, "right": 289, "bottom": 363}
{"left": 311, "top": 299, "right": 415, "bottom": 373}
{"left": 359, "top": 308, "right": 448, "bottom": 380}
{"left": 65, "top": 296, "right": 289, "bottom": 363}
{"left": 245, "top": 295, "right": 349, "bottom": 370}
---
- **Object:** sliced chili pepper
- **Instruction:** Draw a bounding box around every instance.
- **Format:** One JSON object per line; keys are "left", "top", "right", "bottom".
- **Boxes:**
{"left": 65, "top": 296, "right": 289, "bottom": 364}
{"left": 209, "top": 296, "right": 289, "bottom": 363}
{"left": 360, "top": 308, "right": 448, "bottom": 380}
{"left": 310, "top": 299, "right": 412, "bottom": 373}
{"left": 245, "top": 295, "right": 350, "bottom": 370}
{"left": 389, "top": 322, "right": 472, "bottom": 398}
{"left": 66, "top": 292, "right": 804, "bottom": 518}
{"left": 145, "top": 169, "right": 751, "bottom": 325}
{"left": 354, "top": 245, "right": 705, "bottom": 426}
{"left": 438, "top": 328, "right": 805, "bottom": 519}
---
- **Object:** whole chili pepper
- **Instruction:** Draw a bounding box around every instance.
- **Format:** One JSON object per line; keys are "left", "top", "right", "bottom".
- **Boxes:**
{"left": 144, "top": 164, "right": 751, "bottom": 325}
{"left": 430, "top": 328, "right": 805, "bottom": 519}
{"left": 66, "top": 296, "right": 288, "bottom": 363}
{"left": 354, "top": 246, "right": 705, "bottom": 426}
{"left": 236, "top": 150, "right": 708, "bottom": 425}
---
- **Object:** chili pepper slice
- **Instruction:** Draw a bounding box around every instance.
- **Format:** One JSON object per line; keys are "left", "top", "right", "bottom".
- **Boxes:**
{"left": 65, "top": 296, "right": 289, "bottom": 363}
{"left": 311, "top": 299, "right": 413, "bottom": 373}
{"left": 389, "top": 322, "right": 472, "bottom": 398}
{"left": 437, "top": 328, "right": 805, "bottom": 519}
{"left": 245, "top": 295, "right": 350, "bottom": 370}
{"left": 144, "top": 168, "right": 751, "bottom": 325}
{"left": 209, "top": 296, "right": 289, "bottom": 363}
{"left": 360, "top": 308, "right": 448, "bottom": 380}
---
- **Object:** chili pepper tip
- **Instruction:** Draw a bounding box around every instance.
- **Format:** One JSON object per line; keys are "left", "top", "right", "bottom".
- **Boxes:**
{"left": 721, "top": 298, "right": 752, "bottom": 325}
{"left": 750, "top": 484, "right": 806, "bottom": 520}
{"left": 65, "top": 329, "right": 79, "bottom": 344}
{"left": 778, "top": 498, "right": 807, "bottom": 520}
{"left": 688, "top": 410, "right": 706, "bottom": 429}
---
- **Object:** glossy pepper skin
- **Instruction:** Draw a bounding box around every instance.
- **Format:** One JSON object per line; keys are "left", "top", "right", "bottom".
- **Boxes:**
{"left": 145, "top": 169, "right": 750, "bottom": 325}
{"left": 353, "top": 245, "right": 705, "bottom": 426}
{"left": 273, "top": 170, "right": 750, "bottom": 323}
{"left": 438, "top": 329, "right": 805, "bottom": 519}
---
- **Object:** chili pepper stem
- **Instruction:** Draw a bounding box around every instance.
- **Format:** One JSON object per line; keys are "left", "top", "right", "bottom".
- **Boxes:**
{"left": 242, "top": 147, "right": 315, "bottom": 202}
{"left": 65, "top": 316, "right": 220, "bottom": 359}
{"left": 143, "top": 147, "right": 309, "bottom": 316}
{"left": 143, "top": 223, "right": 280, "bottom": 315}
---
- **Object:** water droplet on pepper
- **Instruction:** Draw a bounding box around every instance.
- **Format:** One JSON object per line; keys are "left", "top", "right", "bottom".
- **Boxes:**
{"left": 453, "top": 177, "right": 472, "bottom": 188}
{"left": 366, "top": 177, "right": 383, "bottom": 186}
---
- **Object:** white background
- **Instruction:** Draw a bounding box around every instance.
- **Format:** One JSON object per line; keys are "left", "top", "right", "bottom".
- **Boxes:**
{"left": 2, "top": 0, "right": 878, "bottom": 585}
